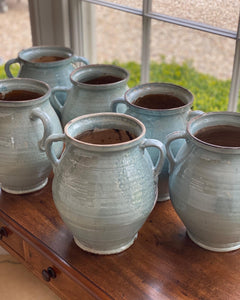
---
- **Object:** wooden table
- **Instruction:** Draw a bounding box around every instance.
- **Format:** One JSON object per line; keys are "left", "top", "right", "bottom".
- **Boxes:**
{"left": 0, "top": 175, "right": 239, "bottom": 300}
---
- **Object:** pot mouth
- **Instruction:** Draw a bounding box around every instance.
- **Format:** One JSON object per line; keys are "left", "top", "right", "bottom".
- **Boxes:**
{"left": 187, "top": 111, "right": 240, "bottom": 150}
{"left": 19, "top": 45, "right": 73, "bottom": 65}
{"left": 65, "top": 112, "right": 145, "bottom": 151}
{"left": 70, "top": 64, "right": 129, "bottom": 88}
{"left": 0, "top": 78, "right": 51, "bottom": 107}
{"left": 124, "top": 82, "right": 194, "bottom": 114}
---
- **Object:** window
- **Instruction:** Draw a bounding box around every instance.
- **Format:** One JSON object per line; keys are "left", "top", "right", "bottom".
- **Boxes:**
{"left": 0, "top": 0, "right": 32, "bottom": 65}
{"left": 29, "top": 0, "right": 240, "bottom": 111}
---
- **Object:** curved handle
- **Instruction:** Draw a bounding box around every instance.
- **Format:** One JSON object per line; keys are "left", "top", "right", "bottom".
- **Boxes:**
{"left": 4, "top": 58, "right": 20, "bottom": 78}
{"left": 111, "top": 97, "right": 128, "bottom": 113}
{"left": 45, "top": 133, "right": 66, "bottom": 168}
{"left": 30, "top": 108, "right": 53, "bottom": 151}
{"left": 187, "top": 109, "right": 204, "bottom": 121}
{"left": 72, "top": 55, "right": 89, "bottom": 66}
{"left": 165, "top": 131, "right": 187, "bottom": 173}
{"left": 51, "top": 87, "right": 69, "bottom": 115}
{"left": 140, "top": 138, "right": 166, "bottom": 183}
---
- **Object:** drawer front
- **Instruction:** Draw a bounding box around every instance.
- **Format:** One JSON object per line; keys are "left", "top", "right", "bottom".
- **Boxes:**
{"left": 0, "top": 219, "right": 24, "bottom": 258}
{"left": 25, "top": 243, "right": 98, "bottom": 300}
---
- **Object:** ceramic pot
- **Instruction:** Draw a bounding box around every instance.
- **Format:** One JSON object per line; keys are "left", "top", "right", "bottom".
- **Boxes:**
{"left": 51, "top": 64, "right": 129, "bottom": 126}
{"left": 166, "top": 112, "right": 240, "bottom": 252}
{"left": 4, "top": 46, "right": 89, "bottom": 115}
{"left": 45, "top": 113, "right": 166, "bottom": 254}
{"left": 0, "top": 78, "right": 63, "bottom": 194}
{"left": 111, "top": 82, "right": 203, "bottom": 201}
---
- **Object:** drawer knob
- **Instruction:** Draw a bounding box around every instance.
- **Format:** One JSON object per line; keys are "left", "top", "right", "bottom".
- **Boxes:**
{"left": 42, "top": 267, "right": 56, "bottom": 282}
{"left": 0, "top": 227, "right": 8, "bottom": 240}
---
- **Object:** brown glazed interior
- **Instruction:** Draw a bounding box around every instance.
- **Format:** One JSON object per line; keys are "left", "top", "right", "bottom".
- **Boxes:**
{"left": 0, "top": 89, "right": 43, "bottom": 101}
{"left": 194, "top": 125, "right": 240, "bottom": 147}
{"left": 132, "top": 94, "right": 185, "bottom": 109}
{"left": 75, "top": 128, "right": 137, "bottom": 145}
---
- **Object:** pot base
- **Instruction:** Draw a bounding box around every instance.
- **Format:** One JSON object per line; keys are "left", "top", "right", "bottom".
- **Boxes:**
{"left": 187, "top": 230, "right": 240, "bottom": 252}
{"left": 1, "top": 178, "right": 48, "bottom": 195}
{"left": 157, "top": 193, "right": 170, "bottom": 202}
{"left": 73, "top": 233, "right": 138, "bottom": 255}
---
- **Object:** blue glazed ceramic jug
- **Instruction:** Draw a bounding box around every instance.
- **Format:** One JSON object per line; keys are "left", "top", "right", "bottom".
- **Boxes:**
{"left": 45, "top": 113, "right": 166, "bottom": 254}
{"left": 111, "top": 82, "right": 203, "bottom": 201}
{"left": 0, "top": 78, "right": 63, "bottom": 194}
{"left": 166, "top": 112, "right": 240, "bottom": 252}
{"left": 51, "top": 64, "right": 129, "bottom": 126}
{"left": 4, "top": 46, "right": 89, "bottom": 114}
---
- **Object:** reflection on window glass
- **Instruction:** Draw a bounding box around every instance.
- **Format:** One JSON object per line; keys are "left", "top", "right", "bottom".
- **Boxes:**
{"left": 150, "top": 20, "right": 235, "bottom": 112}
{"left": 0, "top": 0, "right": 32, "bottom": 68}
{"left": 96, "top": 5, "right": 142, "bottom": 86}
{"left": 152, "top": 0, "right": 240, "bottom": 31}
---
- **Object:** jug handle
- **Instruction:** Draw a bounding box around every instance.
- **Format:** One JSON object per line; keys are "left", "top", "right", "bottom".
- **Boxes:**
{"left": 4, "top": 58, "right": 20, "bottom": 78}
{"left": 30, "top": 108, "right": 53, "bottom": 152}
{"left": 111, "top": 97, "right": 129, "bottom": 113}
{"left": 187, "top": 110, "right": 204, "bottom": 120}
{"left": 51, "top": 87, "right": 69, "bottom": 116}
{"left": 72, "top": 56, "right": 89, "bottom": 66}
{"left": 140, "top": 138, "right": 166, "bottom": 183}
{"left": 165, "top": 131, "right": 187, "bottom": 173}
{"left": 45, "top": 134, "right": 66, "bottom": 168}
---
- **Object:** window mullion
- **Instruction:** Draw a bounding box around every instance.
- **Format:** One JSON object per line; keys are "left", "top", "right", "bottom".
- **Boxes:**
{"left": 28, "top": 0, "right": 71, "bottom": 47}
{"left": 141, "top": 0, "right": 152, "bottom": 83}
{"left": 228, "top": 13, "right": 240, "bottom": 112}
{"left": 69, "top": 0, "right": 96, "bottom": 63}
{"left": 68, "top": 0, "right": 84, "bottom": 56}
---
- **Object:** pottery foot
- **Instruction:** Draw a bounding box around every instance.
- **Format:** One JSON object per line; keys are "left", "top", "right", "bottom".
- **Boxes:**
{"left": 187, "top": 230, "right": 240, "bottom": 252}
{"left": 73, "top": 233, "right": 138, "bottom": 255}
{"left": 1, "top": 178, "right": 48, "bottom": 195}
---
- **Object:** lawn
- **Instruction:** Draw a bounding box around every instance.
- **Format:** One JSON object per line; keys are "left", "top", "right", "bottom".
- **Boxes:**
{"left": 113, "top": 59, "right": 233, "bottom": 112}
{"left": 0, "top": 59, "right": 236, "bottom": 112}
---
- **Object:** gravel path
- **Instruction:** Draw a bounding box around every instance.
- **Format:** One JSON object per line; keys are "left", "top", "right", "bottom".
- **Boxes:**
{"left": 0, "top": 0, "right": 31, "bottom": 64}
{"left": 1, "top": 0, "right": 239, "bottom": 80}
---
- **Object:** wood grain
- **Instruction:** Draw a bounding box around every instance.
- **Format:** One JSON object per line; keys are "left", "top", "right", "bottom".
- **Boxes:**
{"left": 0, "top": 175, "right": 239, "bottom": 300}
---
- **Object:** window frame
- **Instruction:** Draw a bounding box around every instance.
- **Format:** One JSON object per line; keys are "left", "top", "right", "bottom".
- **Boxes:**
{"left": 28, "top": 0, "right": 240, "bottom": 111}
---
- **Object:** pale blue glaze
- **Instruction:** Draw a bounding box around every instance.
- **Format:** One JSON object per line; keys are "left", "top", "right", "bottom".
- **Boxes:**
{"left": 166, "top": 112, "right": 240, "bottom": 252}
{"left": 0, "top": 78, "right": 63, "bottom": 194}
{"left": 45, "top": 113, "right": 166, "bottom": 254}
{"left": 111, "top": 82, "right": 201, "bottom": 201}
{"left": 4, "top": 46, "right": 89, "bottom": 115}
{"left": 52, "top": 64, "right": 129, "bottom": 126}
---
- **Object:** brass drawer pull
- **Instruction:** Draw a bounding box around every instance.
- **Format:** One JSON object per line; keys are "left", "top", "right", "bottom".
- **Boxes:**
{"left": 0, "top": 227, "right": 8, "bottom": 240}
{"left": 42, "top": 267, "right": 56, "bottom": 282}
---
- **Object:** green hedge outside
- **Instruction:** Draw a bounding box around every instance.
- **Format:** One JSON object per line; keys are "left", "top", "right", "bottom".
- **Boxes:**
{"left": 1, "top": 60, "right": 238, "bottom": 112}
{"left": 112, "top": 59, "right": 235, "bottom": 112}
{"left": 0, "top": 64, "right": 19, "bottom": 79}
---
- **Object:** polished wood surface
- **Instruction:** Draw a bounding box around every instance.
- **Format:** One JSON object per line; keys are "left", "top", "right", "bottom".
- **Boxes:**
{"left": 0, "top": 176, "right": 240, "bottom": 300}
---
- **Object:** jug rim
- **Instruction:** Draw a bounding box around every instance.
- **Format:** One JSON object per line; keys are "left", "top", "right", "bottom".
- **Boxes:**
{"left": 18, "top": 45, "right": 74, "bottom": 67}
{"left": 0, "top": 78, "right": 51, "bottom": 107}
{"left": 123, "top": 82, "right": 194, "bottom": 116}
{"left": 70, "top": 64, "right": 130, "bottom": 89}
{"left": 64, "top": 112, "right": 146, "bottom": 152}
{"left": 187, "top": 111, "right": 240, "bottom": 152}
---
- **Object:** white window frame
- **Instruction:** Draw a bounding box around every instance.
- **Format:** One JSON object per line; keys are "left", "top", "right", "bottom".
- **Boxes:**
{"left": 28, "top": 0, "right": 240, "bottom": 111}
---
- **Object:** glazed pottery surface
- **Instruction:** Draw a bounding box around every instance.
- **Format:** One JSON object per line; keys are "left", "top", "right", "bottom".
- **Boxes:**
{"left": 0, "top": 78, "right": 63, "bottom": 194}
{"left": 4, "top": 46, "right": 89, "bottom": 114}
{"left": 45, "top": 113, "right": 166, "bottom": 254}
{"left": 166, "top": 112, "right": 240, "bottom": 252}
{"left": 52, "top": 64, "right": 129, "bottom": 126}
{"left": 111, "top": 82, "right": 202, "bottom": 201}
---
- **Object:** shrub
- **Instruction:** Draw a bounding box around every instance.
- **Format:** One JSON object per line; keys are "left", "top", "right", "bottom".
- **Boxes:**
{"left": 0, "top": 64, "right": 19, "bottom": 79}
{"left": 1, "top": 60, "right": 237, "bottom": 112}
{"left": 112, "top": 59, "right": 233, "bottom": 112}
